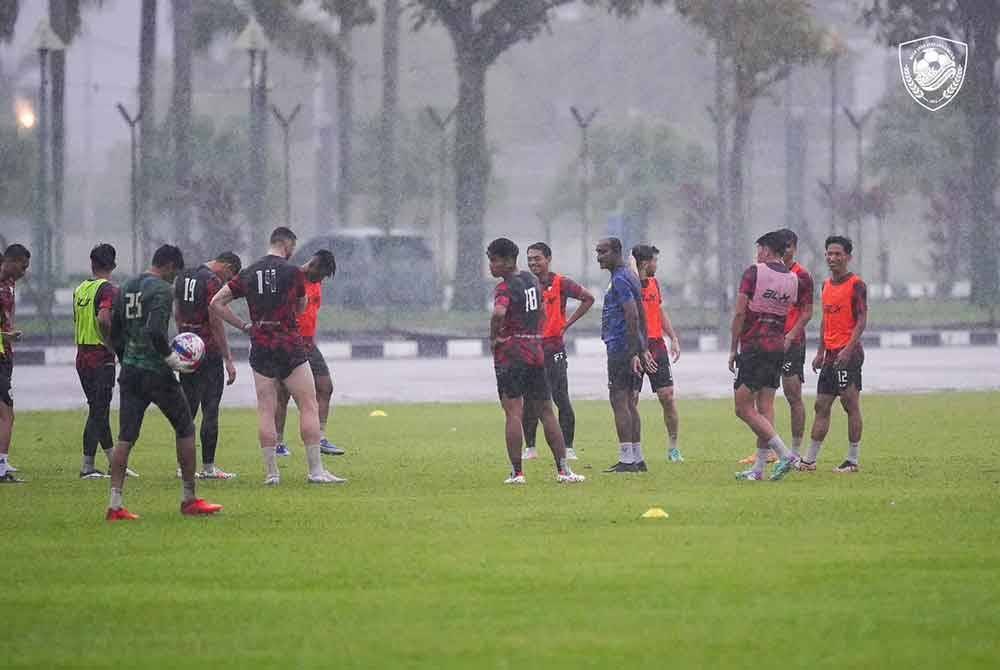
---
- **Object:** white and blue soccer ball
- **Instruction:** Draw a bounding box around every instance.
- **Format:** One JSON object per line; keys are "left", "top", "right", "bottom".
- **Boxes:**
{"left": 171, "top": 332, "right": 205, "bottom": 371}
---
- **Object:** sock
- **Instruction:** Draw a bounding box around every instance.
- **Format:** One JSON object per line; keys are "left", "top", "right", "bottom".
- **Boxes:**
{"left": 0, "top": 454, "right": 7, "bottom": 464}
{"left": 510, "top": 457, "right": 523, "bottom": 475}
{"left": 109, "top": 487, "right": 123, "bottom": 510}
{"left": 557, "top": 457, "right": 567, "bottom": 473}
{"left": 669, "top": 435, "right": 678, "bottom": 450}
{"left": 305, "top": 444, "right": 324, "bottom": 477}
{"left": 633, "top": 443, "right": 645, "bottom": 463}
{"left": 847, "top": 442, "right": 860, "bottom": 464}
{"left": 182, "top": 479, "right": 196, "bottom": 503}
{"left": 619, "top": 443, "right": 634, "bottom": 464}
{"left": 82, "top": 454, "right": 96, "bottom": 471}
{"left": 753, "top": 448, "right": 770, "bottom": 474}
{"left": 765, "top": 435, "right": 792, "bottom": 461}
{"left": 791, "top": 436, "right": 803, "bottom": 457}
{"left": 262, "top": 447, "right": 278, "bottom": 478}
{"left": 104, "top": 448, "right": 114, "bottom": 464}
{"left": 202, "top": 462, "right": 215, "bottom": 474}
{"left": 805, "top": 440, "right": 822, "bottom": 463}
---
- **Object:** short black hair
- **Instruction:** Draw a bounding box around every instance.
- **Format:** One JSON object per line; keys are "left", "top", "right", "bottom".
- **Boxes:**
{"left": 775, "top": 228, "right": 798, "bottom": 247}
{"left": 90, "top": 243, "right": 117, "bottom": 272}
{"left": 603, "top": 237, "right": 623, "bottom": 255}
{"left": 270, "top": 227, "right": 297, "bottom": 245}
{"left": 215, "top": 251, "right": 242, "bottom": 274}
{"left": 3, "top": 244, "right": 31, "bottom": 262}
{"left": 151, "top": 244, "right": 184, "bottom": 270}
{"left": 631, "top": 244, "right": 660, "bottom": 263}
{"left": 486, "top": 237, "right": 519, "bottom": 260}
{"left": 312, "top": 249, "right": 336, "bottom": 278}
{"left": 756, "top": 231, "right": 787, "bottom": 256}
{"left": 526, "top": 242, "right": 552, "bottom": 259}
{"left": 825, "top": 235, "right": 853, "bottom": 255}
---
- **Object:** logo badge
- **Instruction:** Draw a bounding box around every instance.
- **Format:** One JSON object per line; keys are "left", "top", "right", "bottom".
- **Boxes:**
{"left": 899, "top": 35, "right": 967, "bottom": 111}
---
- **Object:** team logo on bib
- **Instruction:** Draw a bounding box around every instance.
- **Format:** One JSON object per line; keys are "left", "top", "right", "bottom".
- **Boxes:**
{"left": 899, "top": 35, "right": 967, "bottom": 111}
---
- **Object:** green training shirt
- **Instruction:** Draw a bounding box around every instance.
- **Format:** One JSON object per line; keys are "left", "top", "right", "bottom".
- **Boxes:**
{"left": 114, "top": 273, "right": 174, "bottom": 376}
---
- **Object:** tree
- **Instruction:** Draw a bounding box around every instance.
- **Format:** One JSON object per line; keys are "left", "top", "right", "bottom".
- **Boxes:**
{"left": 863, "top": 0, "right": 999, "bottom": 307}
{"left": 172, "top": 0, "right": 194, "bottom": 241}
{"left": 138, "top": 0, "right": 157, "bottom": 260}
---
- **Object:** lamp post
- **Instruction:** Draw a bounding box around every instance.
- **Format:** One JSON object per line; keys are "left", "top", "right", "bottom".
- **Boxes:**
{"left": 426, "top": 105, "right": 455, "bottom": 280}
{"left": 570, "top": 106, "right": 598, "bottom": 284}
{"left": 29, "top": 19, "right": 65, "bottom": 343}
{"left": 843, "top": 105, "right": 873, "bottom": 274}
{"left": 235, "top": 16, "right": 270, "bottom": 250}
{"left": 271, "top": 103, "right": 302, "bottom": 226}
{"left": 117, "top": 103, "right": 142, "bottom": 274}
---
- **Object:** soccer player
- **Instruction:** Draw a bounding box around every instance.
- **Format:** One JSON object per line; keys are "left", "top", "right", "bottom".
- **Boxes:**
{"left": 74, "top": 243, "right": 122, "bottom": 479}
{"left": 632, "top": 244, "right": 684, "bottom": 463}
{"left": 731, "top": 231, "right": 800, "bottom": 481}
{"left": 210, "top": 227, "right": 344, "bottom": 485}
{"left": 174, "top": 251, "right": 243, "bottom": 479}
{"left": 520, "top": 242, "right": 594, "bottom": 461}
{"left": 0, "top": 244, "right": 30, "bottom": 483}
{"left": 800, "top": 235, "right": 868, "bottom": 473}
{"left": 597, "top": 237, "right": 654, "bottom": 473}
{"left": 275, "top": 249, "right": 342, "bottom": 457}
{"left": 738, "top": 228, "right": 814, "bottom": 465}
{"left": 487, "top": 238, "right": 583, "bottom": 485}
{"left": 105, "top": 245, "right": 223, "bottom": 520}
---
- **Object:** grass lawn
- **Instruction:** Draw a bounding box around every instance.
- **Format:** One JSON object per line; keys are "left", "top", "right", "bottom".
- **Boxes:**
{"left": 3, "top": 393, "right": 999, "bottom": 669}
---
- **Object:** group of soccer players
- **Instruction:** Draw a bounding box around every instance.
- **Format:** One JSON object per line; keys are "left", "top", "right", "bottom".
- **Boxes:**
{"left": 486, "top": 227, "right": 866, "bottom": 484}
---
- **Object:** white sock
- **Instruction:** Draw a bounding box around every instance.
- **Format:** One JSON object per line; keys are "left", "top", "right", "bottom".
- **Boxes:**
{"left": 847, "top": 442, "right": 860, "bottom": 464}
{"left": 104, "top": 448, "right": 114, "bottom": 464}
{"left": 202, "top": 463, "right": 215, "bottom": 474}
{"left": 668, "top": 435, "right": 678, "bottom": 450}
{"left": 791, "top": 437, "right": 803, "bottom": 457}
{"left": 262, "top": 447, "right": 278, "bottom": 477}
{"left": 753, "top": 448, "right": 770, "bottom": 474}
{"left": 766, "top": 435, "right": 792, "bottom": 461}
{"left": 633, "top": 443, "right": 644, "bottom": 463}
{"left": 82, "top": 454, "right": 95, "bottom": 471}
{"left": 109, "top": 487, "right": 123, "bottom": 509}
{"left": 805, "top": 440, "right": 822, "bottom": 463}
{"left": 305, "top": 444, "right": 324, "bottom": 476}
{"left": 619, "top": 443, "right": 634, "bottom": 464}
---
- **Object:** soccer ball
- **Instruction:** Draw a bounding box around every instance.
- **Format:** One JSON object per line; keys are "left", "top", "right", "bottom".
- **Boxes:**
{"left": 171, "top": 332, "right": 205, "bottom": 372}
{"left": 913, "top": 47, "right": 955, "bottom": 90}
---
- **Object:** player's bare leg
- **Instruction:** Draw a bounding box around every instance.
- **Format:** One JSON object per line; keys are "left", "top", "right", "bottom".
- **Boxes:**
{"left": 605, "top": 388, "right": 637, "bottom": 472}
{"left": 802, "top": 393, "right": 836, "bottom": 470}
{"left": 500, "top": 395, "right": 526, "bottom": 482}
{"left": 274, "top": 381, "right": 291, "bottom": 452}
{"left": 628, "top": 390, "right": 645, "bottom": 469}
{"left": 0, "top": 400, "right": 16, "bottom": 480}
{"left": 105, "top": 440, "right": 139, "bottom": 519}
{"left": 835, "top": 385, "right": 863, "bottom": 472}
{"left": 657, "top": 386, "right": 682, "bottom": 462}
{"left": 254, "top": 371, "right": 282, "bottom": 484}
{"left": 734, "top": 386, "right": 796, "bottom": 480}
{"left": 535, "top": 398, "right": 583, "bottom": 482}
{"left": 285, "top": 363, "right": 343, "bottom": 483}
{"left": 519, "top": 403, "right": 541, "bottom": 459}
{"left": 782, "top": 374, "right": 806, "bottom": 457}
{"left": 315, "top": 374, "right": 333, "bottom": 433}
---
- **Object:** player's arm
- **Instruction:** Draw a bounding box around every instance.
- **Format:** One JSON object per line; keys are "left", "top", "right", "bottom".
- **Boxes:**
{"left": 490, "top": 301, "right": 508, "bottom": 352}
{"left": 96, "top": 286, "right": 116, "bottom": 354}
{"left": 786, "top": 275, "right": 814, "bottom": 349}
{"left": 109, "top": 290, "right": 124, "bottom": 358}
{"left": 562, "top": 280, "right": 595, "bottom": 334}
{"left": 210, "top": 284, "right": 253, "bottom": 335}
{"left": 208, "top": 280, "right": 237, "bottom": 384}
{"left": 836, "top": 281, "right": 868, "bottom": 367}
{"left": 662, "top": 305, "right": 681, "bottom": 362}
{"left": 729, "top": 293, "right": 749, "bottom": 373}
{"left": 0, "top": 294, "right": 20, "bottom": 346}
{"left": 812, "top": 313, "right": 826, "bottom": 372}
{"left": 622, "top": 297, "right": 653, "bottom": 375}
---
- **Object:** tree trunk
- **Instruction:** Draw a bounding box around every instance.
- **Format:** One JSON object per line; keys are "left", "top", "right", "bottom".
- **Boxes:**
{"left": 138, "top": 0, "right": 156, "bottom": 261}
{"left": 713, "top": 36, "right": 729, "bottom": 324}
{"left": 966, "top": 7, "right": 999, "bottom": 307}
{"left": 49, "top": 0, "right": 67, "bottom": 279}
{"left": 171, "top": 0, "right": 193, "bottom": 242}
{"left": 336, "top": 27, "right": 353, "bottom": 229}
{"left": 379, "top": 0, "right": 400, "bottom": 233}
{"left": 728, "top": 97, "right": 752, "bottom": 276}
{"left": 451, "top": 54, "right": 489, "bottom": 311}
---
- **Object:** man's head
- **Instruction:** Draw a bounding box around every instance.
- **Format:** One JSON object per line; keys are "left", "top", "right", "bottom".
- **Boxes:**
{"left": 214, "top": 251, "right": 242, "bottom": 282}
{"left": 486, "top": 238, "right": 519, "bottom": 278}
{"left": 824, "top": 235, "right": 853, "bottom": 275}
{"left": 90, "top": 243, "right": 116, "bottom": 275}
{"left": 775, "top": 228, "right": 798, "bottom": 265}
{"left": 151, "top": 244, "right": 185, "bottom": 283}
{"left": 305, "top": 249, "right": 336, "bottom": 283}
{"left": 631, "top": 244, "right": 660, "bottom": 278}
{"left": 596, "top": 237, "right": 623, "bottom": 271}
{"left": 755, "top": 231, "right": 787, "bottom": 263}
{"left": 1, "top": 244, "right": 31, "bottom": 281}
{"left": 526, "top": 242, "right": 552, "bottom": 277}
{"left": 269, "top": 227, "right": 298, "bottom": 259}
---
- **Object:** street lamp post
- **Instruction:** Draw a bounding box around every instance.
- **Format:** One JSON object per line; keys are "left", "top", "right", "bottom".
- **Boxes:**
{"left": 570, "top": 106, "right": 598, "bottom": 284}
{"left": 235, "top": 17, "right": 270, "bottom": 250}
{"left": 117, "top": 103, "right": 142, "bottom": 274}
{"left": 271, "top": 103, "right": 302, "bottom": 226}
{"left": 426, "top": 105, "right": 455, "bottom": 280}
{"left": 844, "top": 106, "right": 873, "bottom": 274}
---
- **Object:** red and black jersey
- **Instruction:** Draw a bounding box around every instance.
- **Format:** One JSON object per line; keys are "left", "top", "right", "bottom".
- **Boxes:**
{"left": 227, "top": 255, "right": 306, "bottom": 354}
{"left": 493, "top": 271, "right": 544, "bottom": 368}
{"left": 175, "top": 264, "right": 224, "bottom": 356}
{"left": 76, "top": 282, "right": 119, "bottom": 370}
{"left": 0, "top": 277, "right": 15, "bottom": 361}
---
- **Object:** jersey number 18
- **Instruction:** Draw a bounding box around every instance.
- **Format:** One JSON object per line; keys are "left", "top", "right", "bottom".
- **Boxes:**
{"left": 524, "top": 287, "right": 538, "bottom": 312}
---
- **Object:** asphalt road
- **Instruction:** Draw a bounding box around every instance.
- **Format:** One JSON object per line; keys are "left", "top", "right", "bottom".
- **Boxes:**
{"left": 10, "top": 347, "right": 999, "bottom": 412}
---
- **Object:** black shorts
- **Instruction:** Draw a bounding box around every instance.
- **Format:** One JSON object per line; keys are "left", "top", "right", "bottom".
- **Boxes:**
{"left": 544, "top": 350, "right": 568, "bottom": 391}
{"left": 118, "top": 365, "right": 195, "bottom": 444}
{"left": 249, "top": 345, "right": 310, "bottom": 381}
{"left": 78, "top": 363, "right": 115, "bottom": 410}
{"left": 817, "top": 362, "right": 863, "bottom": 396}
{"left": 781, "top": 344, "right": 807, "bottom": 382}
{"left": 642, "top": 350, "right": 674, "bottom": 392}
{"left": 307, "top": 343, "right": 330, "bottom": 378}
{"left": 734, "top": 351, "right": 783, "bottom": 391}
{"left": 180, "top": 354, "right": 225, "bottom": 411}
{"left": 496, "top": 364, "right": 550, "bottom": 402}
{"left": 607, "top": 352, "right": 642, "bottom": 392}
{"left": 0, "top": 356, "right": 12, "bottom": 407}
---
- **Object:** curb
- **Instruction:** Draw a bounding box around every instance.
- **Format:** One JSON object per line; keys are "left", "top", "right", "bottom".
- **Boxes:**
{"left": 11, "top": 330, "right": 1000, "bottom": 366}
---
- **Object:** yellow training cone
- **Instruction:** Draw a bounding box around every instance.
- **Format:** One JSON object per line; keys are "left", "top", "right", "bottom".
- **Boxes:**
{"left": 369, "top": 409, "right": 388, "bottom": 417}
{"left": 641, "top": 508, "right": 669, "bottom": 519}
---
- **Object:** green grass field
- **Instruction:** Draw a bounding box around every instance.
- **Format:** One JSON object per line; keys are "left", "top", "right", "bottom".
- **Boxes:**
{"left": 4, "top": 393, "right": 999, "bottom": 669}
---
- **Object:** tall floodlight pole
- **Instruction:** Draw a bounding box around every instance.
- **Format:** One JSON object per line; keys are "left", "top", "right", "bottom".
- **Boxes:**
{"left": 570, "top": 106, "right": 598, "bottom": 284}
{"left": 426, "top": 105, "right": 455, "bottom": 279}
{"left": 272, "top": 103, "right": 302, "bottom": 226}
{"left": 823, "top": 30, "right": 845, "bottom": 234}
{"left": 844, "top": 105, "right": 873, "bottom": 274}
{"left": 117, "top": 103, "right": 143, "bottom": 274}
{"left": 235, "top": 16, "right": 270, "bottom": 250}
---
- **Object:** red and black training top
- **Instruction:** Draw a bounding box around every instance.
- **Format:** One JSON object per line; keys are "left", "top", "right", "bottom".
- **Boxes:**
{"left": 227, "top": 255, "right": 306, "bottom": 354}
{"left": 493, "top": 270, "right": 544, "bottom": 368}
{"left": 175, "top": 264, "right": 224, "bottom": 357}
